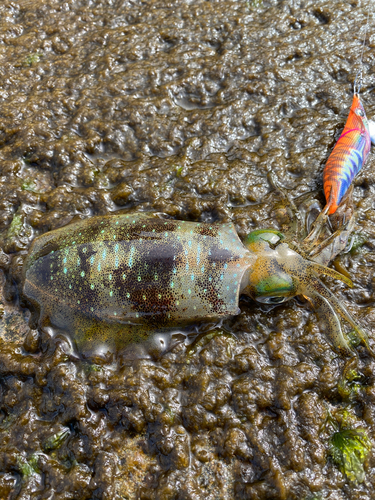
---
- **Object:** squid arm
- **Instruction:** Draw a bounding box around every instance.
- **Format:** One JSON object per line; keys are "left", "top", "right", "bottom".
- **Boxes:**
{"left": 303, "top": 273, "right": 373, "bottom": 356}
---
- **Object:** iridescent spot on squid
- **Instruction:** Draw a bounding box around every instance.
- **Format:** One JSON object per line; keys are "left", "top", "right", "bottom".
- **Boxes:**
{"left": 201, "top": 265, "right": 205, "bottom": 272}
{"left": 98, "top": 262, "right": 101, "bottom": 272}
{"left": 64, "top": 268, "right": 67, "bottom": 274}
{"left": 109, "top": 291, "right": 113, "bottom": 297}
{"left": 102, "top": 249, "right": 107, "bottom": 260}
{"left": 77, "top": 257, "right": 80, "bottom": 265}
{"left": 128, "top": 246, "right": 135, "bottom": 268}
{"left": 90, "top": 255, "right": 95, "bottom": 265}
{"left": 191, "top": 275, "right": 194, "bottom": 281}
{"left": 171, "top": 281, "right": 174, "bottom": 288}
{"left": 109, "top": 274, "right": 112, "bottom": 280}
{"left": 81, "top": 271, "right": 85, "bottom": 277}
{"left": 91, "top": 284, "right": 94, "bottom": 290}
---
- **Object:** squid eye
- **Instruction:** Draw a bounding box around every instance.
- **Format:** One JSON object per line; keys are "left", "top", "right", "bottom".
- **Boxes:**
{"left": 256, "top": 296, "right": 288, "bottom": 304}
{"left": 356, "top": 108, "right": 364, "bottom": 117}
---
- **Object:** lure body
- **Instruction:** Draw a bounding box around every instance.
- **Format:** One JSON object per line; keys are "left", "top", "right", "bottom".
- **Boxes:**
{"left": 22, "top": 213, "right": 370, "bottom": 357}
{"left": 323, "top": 95, "right": 375, "bottom": 214}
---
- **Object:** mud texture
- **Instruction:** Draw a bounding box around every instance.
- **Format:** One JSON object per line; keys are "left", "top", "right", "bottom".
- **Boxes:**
{"left": 0, "top": 0, "right": 375, "bottom": 498}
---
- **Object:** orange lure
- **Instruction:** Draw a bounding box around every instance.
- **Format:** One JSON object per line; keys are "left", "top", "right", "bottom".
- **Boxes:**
{"left": 323, "top": 94, "right": 374, "bottom": 214}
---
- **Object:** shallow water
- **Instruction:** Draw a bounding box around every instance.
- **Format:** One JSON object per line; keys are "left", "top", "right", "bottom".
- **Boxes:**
{"left": 0, "top": 0, "right": 375, "bottom": 498}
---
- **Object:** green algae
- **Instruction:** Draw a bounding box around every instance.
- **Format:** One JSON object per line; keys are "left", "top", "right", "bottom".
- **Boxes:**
{"left": 43, "top": 429, "right": 70, "bottom": 452}
{"left": 324, "top": 408, "right": 372, "bottom": 483}
{"left": 6, "top": 214, "right": 23, "bottom": 240}
{"left": 21, "top": 179, "right": 38, "bottom": 192}
{"left": 17, "top": 455, "right": 39, "bottom": 477}
{"left": 337, "top": 368, "right": 363, "bottom": 401}
{"left": 22, "top": 53, "right": 42, "bottom": 67}
{"left": 349, "top": 233, "right": 368, "bottom": 254}
{"left": 329, "top": 428, "right": 371, "bottom": 483}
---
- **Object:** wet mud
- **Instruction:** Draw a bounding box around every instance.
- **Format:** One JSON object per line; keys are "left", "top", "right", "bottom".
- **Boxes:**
{"left": 0, "top": 0, "right": 375, "bottom": 498}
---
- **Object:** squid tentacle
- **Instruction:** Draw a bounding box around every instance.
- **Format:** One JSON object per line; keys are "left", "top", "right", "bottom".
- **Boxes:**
{"left": 304, "top": 285, "right": 355, "bottom": 357}
{"left": 306, "top": 275, "right": 373, "bottom": 355}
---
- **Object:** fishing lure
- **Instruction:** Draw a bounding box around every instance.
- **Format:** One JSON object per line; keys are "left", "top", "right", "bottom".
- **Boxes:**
{"left": 323, "top": 10, "right": 375, "bottom": 216}
{"left": 323, "top": 93, "right": 375, "bottom": 214}
{"left": 22, "top": 213, "right": 370, "bottom": 358}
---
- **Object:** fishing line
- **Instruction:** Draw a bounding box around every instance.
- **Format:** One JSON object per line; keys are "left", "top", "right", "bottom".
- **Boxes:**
{"left": 353, "top": 8, "right": 370, "bottom": 95}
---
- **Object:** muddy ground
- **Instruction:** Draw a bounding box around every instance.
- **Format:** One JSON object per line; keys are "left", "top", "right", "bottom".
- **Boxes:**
{"left": 0, "top": 0, "right": 375, "bottom": 498}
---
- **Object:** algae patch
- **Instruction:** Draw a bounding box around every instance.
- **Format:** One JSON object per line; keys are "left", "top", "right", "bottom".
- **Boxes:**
{"left": 329, "top": 428, "right": 371, "bottom": 483}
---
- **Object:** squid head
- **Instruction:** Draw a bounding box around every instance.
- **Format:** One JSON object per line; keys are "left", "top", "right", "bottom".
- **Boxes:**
{"left": 241, "top": 230, "right": 371, "bottom": 357}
